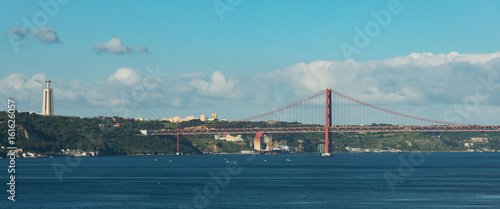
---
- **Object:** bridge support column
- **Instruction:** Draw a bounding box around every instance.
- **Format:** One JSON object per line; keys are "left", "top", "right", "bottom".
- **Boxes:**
{"left": 176, "top": 128, "right": 182, "bottom": 155}
{"left": 325, "top": 89, "right": 332, "bottom": 153}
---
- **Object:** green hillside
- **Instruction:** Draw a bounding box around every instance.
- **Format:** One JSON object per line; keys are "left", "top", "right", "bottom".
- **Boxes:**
{"left": 1, "top": 111, "right": 500, "bottom": 158}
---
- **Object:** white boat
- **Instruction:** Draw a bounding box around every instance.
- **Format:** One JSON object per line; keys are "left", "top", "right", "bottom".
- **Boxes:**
{"left": 322, "top": 153, "right": 331, "bottom": 157}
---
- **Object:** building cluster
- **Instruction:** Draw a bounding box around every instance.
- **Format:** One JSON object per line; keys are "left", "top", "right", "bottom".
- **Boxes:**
{"left": 252, "top": 133, "right": 290, "bottom": 153}
{"left": 97, "top": 116, "right": 126, "bottom": 121}
{"left": 463, "top": 137, "right": 495, "bottom": 152}
{"left": 2, "top": 148, "right": 100, "bottom": 158}
{"left": 161, "top": 113, "right": 219, "bottom": 123}
{"left": 344, "top": 147, "right": 402, "bottom": 153}
{"left": 215, "top": 134, "right": 243, "bottom": 142}
{"left": 3, "top": 148, "right": 47, "bottom": 158}
{"left": 97, "top": 116, "right": 129, "bottom": 127}
{"left": 98, "top": 123, "right": 124, "bottom": 127}
{"left": 471, "top": 137, "right": 488, "bottom": 142}
{"left": 61, "top": 149, "right": 97, "bottom": 157}
{"left": 162, "top": 115, "right": 197, "bottom": 123}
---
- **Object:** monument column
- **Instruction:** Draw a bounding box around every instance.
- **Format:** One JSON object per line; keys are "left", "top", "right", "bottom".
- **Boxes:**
{"left": 42, "top": 79, "right": 54, "bottom": 115}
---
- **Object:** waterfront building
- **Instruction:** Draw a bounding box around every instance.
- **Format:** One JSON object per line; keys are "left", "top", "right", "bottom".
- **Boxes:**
{"left": 215, "top": 134, "right": 243, "bottom": 142}
{"left": 471, "top": 137, "right": 488, "bottom": 142}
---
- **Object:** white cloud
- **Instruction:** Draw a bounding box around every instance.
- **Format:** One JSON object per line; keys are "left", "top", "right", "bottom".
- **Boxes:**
{"left": 33, "top": 27, "right": 60, "bottom": 43}
{"left": 54, "top": 80, "right": 89, "bottom": 102}
{"left": 253, "top": 51, "right": 500, "bottom": 106}
{"left": 6, "top": 27, "right": 29, "bottom": 39}
{"left": 0, "top": 73, "right": 48, "bottom": 112}
{"left": 6, "top": 27, "right": 60, "bottom": 43}
{"left": 1, "top": 51, "right": 499, "bottom": 124}
{"left": 189, "top": 71, "right": 243, "bottom": 100}
{"left": 108, "top": 67, "right": 143, "bottom": 85}
{"left": 92, "top": 38, "right": 149, "bottom": 55}
{"left": 382, "top": 51, "right": 500, "bottom": 67}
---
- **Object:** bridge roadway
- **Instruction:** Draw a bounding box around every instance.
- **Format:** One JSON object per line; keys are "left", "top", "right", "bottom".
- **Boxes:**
{"left": 147, "top": 125, "right": 500, "bottom": 136}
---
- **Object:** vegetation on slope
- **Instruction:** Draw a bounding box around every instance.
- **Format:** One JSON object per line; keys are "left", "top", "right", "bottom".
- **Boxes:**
{"left": 1, "top": 111, "right": 499, "bottom": 158}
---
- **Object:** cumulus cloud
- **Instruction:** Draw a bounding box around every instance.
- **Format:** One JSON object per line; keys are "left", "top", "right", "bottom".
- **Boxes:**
{"left": 33, "top": 27, "right": 60, "bottom": 43}
{"left": 0, "top": 73, "right": 48, "bottom": 107}
{"left": 6, "top": 27, "right": 29, "bottom": 39}
{"left": 1, "top": 51, "right": 499, "bottom": 124}
{"left": 252, "top": 51, "right": 500, "bottom": 106}
{"left": 189, "top": 71, "right": 244, "bottom": 100}
{"left": 6, "top": 27, "right": 60, "bottom": 43}
{"left": 382, "top": 51, "right": 500, "bottom": 67}
{"left": 108, "top": 67, "right": 143, "bottom": 85}
{"left": 92, "top": 38, "right": 149, "bottom": 55}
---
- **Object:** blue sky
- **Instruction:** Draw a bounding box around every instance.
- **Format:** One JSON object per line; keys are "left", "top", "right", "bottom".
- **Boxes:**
{"left": 1, "top": 0, "right": 500, "bottom": 124}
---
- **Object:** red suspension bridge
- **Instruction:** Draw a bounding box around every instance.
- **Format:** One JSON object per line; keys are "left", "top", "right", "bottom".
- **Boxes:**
{"left": 145, "top": 89, "right": 500, "bottom": 154}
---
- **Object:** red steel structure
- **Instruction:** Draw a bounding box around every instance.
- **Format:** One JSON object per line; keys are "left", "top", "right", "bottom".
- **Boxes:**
{"left": 149, "top": 126, "right": 500, "bottom": 136}
{"left": 329, "top": 89, "right": 462, "bottom": 126}
{"left": 176, "top": 128, "right": 181, "bottom": 154}
{"left": 147, "top": 89, "right": 500, "bottom": 153}
{"left": 325, "top": 89, "right": 332, "bottom": 154}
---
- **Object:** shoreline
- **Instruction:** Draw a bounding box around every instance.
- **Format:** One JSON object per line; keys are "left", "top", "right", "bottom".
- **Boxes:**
{"left": 2, "top": 150, "right": 498, "bottom": 159}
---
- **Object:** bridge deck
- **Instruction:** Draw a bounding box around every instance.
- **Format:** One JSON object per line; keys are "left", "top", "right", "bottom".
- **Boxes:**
{"left": 147, "top": 126, "right": 500, "bottom": 136}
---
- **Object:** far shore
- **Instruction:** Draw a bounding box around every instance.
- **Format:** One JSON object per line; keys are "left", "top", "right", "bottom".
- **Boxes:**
{"left": 2, "top": 150, "right": 498, "bottom": 160}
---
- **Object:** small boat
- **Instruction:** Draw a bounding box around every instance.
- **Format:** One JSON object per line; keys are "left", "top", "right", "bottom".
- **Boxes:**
{"left": 321, "top": 153, "right": 331, "bottom": 157}
{"left": 286, "top": 159, "right": 292, "bottom": 162}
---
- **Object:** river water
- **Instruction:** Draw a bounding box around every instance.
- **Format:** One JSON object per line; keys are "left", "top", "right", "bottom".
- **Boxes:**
{"left": 1, "top": 152, "right": 500, "bottom": 208}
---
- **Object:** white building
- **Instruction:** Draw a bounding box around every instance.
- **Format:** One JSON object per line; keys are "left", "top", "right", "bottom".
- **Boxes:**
{"left": 215, "top": 134, "right": 243, "bottom": 142}
{"left": 163, "top": 116, "right": 198, "bottom": 123}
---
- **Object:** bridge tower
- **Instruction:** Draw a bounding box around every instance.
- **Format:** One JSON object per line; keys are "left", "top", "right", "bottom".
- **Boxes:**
{"left": 325, "top": 89, "right": 332, "bottom": 154}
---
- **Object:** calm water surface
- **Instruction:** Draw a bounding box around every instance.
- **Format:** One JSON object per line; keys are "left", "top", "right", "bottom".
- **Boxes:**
{"left": 1, "top": 152, "right": 500, "bottom": 208}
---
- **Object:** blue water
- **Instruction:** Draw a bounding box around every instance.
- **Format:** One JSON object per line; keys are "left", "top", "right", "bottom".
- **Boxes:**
{"left": 1, "top": 153, "right": 500, "bottom": 208}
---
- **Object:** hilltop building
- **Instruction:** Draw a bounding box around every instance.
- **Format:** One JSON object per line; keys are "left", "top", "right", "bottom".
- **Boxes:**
{"left": 162, "top": 115, "right": 198, "bottom": 123}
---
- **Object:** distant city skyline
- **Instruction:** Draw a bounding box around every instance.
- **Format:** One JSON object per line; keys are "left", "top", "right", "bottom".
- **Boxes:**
{"left": 1, "top": 0, "right": 500, "bottom": 125}
{"left": 161, "top": 113, "right": 219, "bottom": 123}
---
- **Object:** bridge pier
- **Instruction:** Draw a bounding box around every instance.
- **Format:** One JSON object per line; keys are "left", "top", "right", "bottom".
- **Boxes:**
{"left": 176, "top": 128, "right": 182, "bottom": 155}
